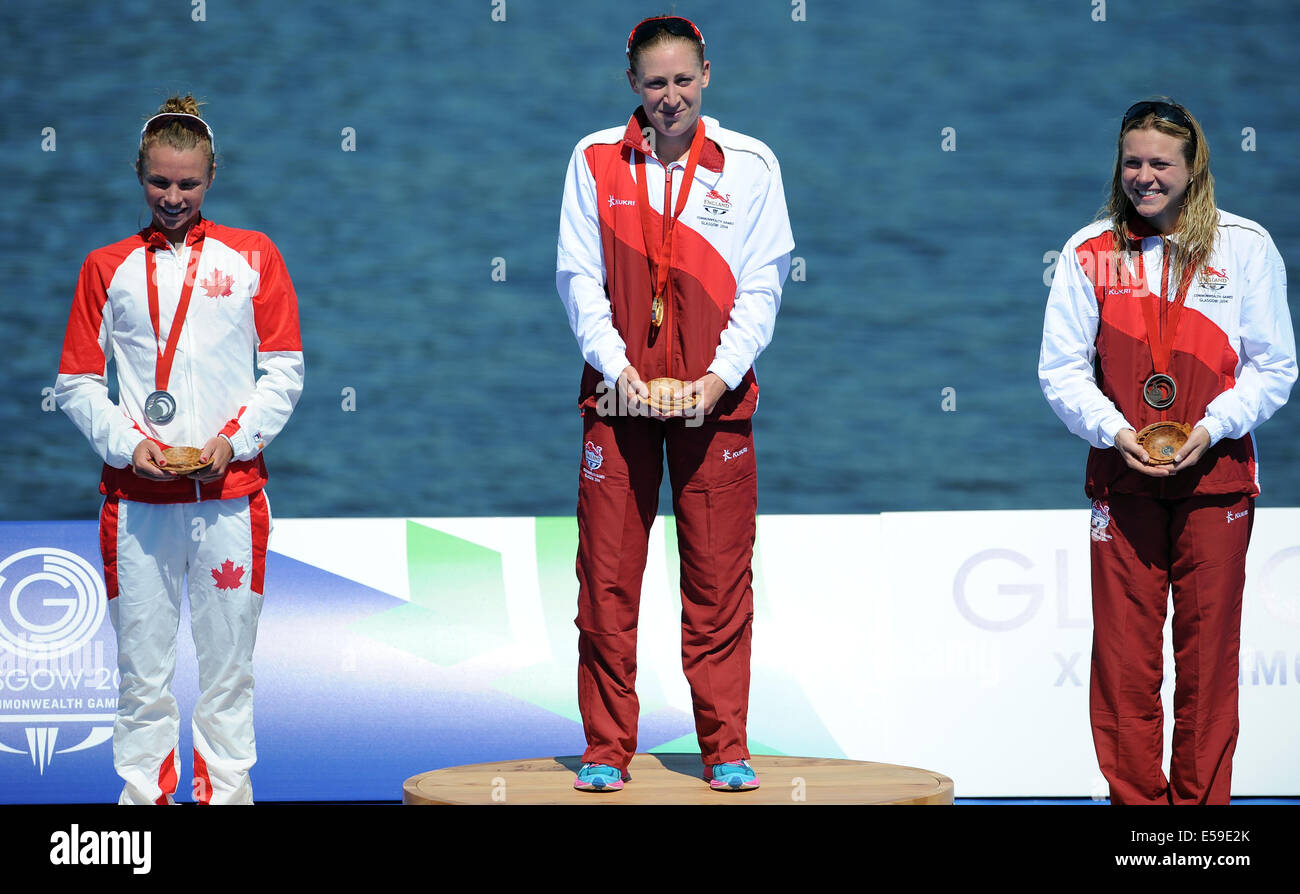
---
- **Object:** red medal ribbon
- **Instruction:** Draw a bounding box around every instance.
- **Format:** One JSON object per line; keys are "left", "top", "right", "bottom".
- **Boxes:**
{"left": 145, "top": 238, "right": 205, "bottom": 392}
{"left": 635, "top": 121, "right": 707, "bottom": 329}
{"left": 1134, "top": 240, "right": 1196, "bottom": 377}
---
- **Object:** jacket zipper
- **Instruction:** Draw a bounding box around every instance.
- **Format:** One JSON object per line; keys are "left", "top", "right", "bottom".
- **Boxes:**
{"left": 171, "top": 241, "right": 204, "bottom": 503}
{"left": 662, "top": 163, "right": 674, "bottom": 379}
{"left": 1159, "top": 239, "right": 1169, "bottom": 424}
{"left": 184, "top": 241, "right": 203, "bottom": 502}
{"left": 1158, "top": 240, "right": 1169, "bottom": 497}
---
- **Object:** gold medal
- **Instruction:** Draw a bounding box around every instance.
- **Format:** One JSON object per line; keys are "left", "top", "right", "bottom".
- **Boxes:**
{"left": 650, "top": 293, "right": 664, "bottom": 329}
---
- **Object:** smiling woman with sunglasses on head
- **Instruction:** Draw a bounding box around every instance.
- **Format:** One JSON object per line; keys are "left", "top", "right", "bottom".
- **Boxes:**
{"left": 557, "top": 15, "right": 794, "bottom": 793}
{"left": 1039, "top": 99, "right": 1296, "bottom": 804}
{"left": 55, "top": 95, "right": 304, "bottom": 804}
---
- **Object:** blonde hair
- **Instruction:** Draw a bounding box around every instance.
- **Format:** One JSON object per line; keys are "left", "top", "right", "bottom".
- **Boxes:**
{"left": 1102, "top": 99, "right": 1217, "bottom": 290}
{"left": 136, "top": 94, "right": 215, "bottom": 180}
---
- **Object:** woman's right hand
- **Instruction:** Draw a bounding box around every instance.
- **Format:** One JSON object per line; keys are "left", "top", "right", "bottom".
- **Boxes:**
{"left": 1114, "top": 428, "right": 1173, "bottom": 477}
{"left": 131, "top": 439, "right": 175, "bottom": 480}
{"left": 618, "top": 365, "right": 651, "bottom": 415}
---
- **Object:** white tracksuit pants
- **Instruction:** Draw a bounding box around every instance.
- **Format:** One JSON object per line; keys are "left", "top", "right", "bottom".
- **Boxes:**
{"left": 99, "top": 491, "right": 270, "bottom": 805}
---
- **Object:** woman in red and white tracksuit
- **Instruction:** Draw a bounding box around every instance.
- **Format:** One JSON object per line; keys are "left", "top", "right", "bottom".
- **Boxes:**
{"left": 557, "top": 16, "right": 793, "bottom": 792}
{"left": 56, "top": 96, "right": 304, "bottom": 804}
{"left": 1039, "top": 100, "right": 1296, "bottom": 804}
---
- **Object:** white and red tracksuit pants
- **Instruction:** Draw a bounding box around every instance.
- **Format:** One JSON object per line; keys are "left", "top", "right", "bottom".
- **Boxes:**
{"left": 575, "top": 412, "right": 757, "bottom": 772}
{"left": 1089, "top": 492, "right": 1253, "bottom": 805}
{"left": 99, "top": 491, "right": 270, "bottom": 805}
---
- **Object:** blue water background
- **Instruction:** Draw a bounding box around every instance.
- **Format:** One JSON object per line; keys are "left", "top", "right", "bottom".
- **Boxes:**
{"left": 3, "top": 0, "right": 1299, "bottom": 520}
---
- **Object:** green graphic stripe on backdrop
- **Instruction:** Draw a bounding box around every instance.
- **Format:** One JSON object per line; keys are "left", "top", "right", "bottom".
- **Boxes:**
{"left": 489, "top": 517, "right": 582, "bottom": 723}
{"left": 344, "top": 516, "right": 847, "bottom": 758}
{"left": 349, "top": 520, "right": 510, "bottom": 666}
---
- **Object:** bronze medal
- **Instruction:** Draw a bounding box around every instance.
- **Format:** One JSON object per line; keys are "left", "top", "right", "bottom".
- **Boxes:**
{"left": 1142, "top": 373, "right": 1177, "bottom": 410}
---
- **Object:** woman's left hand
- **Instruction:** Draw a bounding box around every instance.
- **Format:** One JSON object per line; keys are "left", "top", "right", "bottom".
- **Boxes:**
{"left": 191, "top": 436, "right": 234, "bottom": 481}
{"left": 1168, "top": 425, "right": 1211, "bottom": 475}
{"left": 679, "top": 373, "right": 728, "bottom": 418}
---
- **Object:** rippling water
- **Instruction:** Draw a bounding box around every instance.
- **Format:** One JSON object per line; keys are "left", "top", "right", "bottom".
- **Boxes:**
{"left": 4, "top": 0, "right": 1299, "bottom": 521}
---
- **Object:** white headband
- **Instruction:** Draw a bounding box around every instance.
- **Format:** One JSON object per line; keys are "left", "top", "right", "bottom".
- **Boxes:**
{"left": 139, "top": 113, "right": 215, "bottom": 153}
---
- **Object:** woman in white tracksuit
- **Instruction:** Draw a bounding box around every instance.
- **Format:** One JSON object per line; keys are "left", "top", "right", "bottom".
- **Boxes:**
{"left": 56, "top": 95, "right": 304, "bottom": 804}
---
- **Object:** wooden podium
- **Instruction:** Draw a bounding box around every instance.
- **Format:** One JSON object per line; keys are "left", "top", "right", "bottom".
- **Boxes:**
{"left": 403, "top": 753, "right": 953, "bottom": 805}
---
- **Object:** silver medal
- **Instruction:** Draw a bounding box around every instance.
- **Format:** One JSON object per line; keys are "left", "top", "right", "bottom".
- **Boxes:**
{"left": 144, "top": 390, "right": 177, "bottom": 425}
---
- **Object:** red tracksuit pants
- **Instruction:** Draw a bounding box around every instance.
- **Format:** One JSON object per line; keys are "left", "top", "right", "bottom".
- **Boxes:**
{"left": 1089, "top": 492, "right": 1253, "bottom": 805}
{"left": 575, "top": 411, "right": 757, "bottom": 771}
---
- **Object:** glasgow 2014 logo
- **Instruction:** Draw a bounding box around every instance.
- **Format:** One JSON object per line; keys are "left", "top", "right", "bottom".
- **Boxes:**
{"left": 0, "top": 547, "right": 116, "bottom": 774}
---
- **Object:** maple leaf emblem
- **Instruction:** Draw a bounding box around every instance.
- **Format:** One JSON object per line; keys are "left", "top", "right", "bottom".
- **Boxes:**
{"left": 211, "top": 559, "right": 245, "bottom": 590}
{"left": 200, "top": 269, "right": 235, "bottom": 298}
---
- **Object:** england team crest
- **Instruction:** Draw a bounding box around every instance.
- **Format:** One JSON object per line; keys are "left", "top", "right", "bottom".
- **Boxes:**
{"left": 1089, "top": 500, "right": 1112, "bottom": 543}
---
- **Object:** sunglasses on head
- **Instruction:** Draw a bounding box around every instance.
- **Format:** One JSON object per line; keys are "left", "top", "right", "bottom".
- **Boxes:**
{"left": 626, "top": 15, "right": 706, "bottom": 56}
{"left": 1122, "top": 100, "right": 1192, "bottom": 132}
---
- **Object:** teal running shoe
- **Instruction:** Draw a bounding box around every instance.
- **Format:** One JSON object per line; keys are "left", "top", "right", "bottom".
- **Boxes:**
{"left": 573, "top": 762, "right": 627, "bottom": 792}
{"left": 706, "top": 760, "right": 760, "bottom": 791}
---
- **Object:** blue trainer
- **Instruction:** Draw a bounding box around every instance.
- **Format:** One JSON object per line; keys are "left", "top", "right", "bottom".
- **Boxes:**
{"left": 573, "top": 762, "right": 627, "bottom": 792}
{"left": 706, "top": 760, "right": 760, "bottom": 791}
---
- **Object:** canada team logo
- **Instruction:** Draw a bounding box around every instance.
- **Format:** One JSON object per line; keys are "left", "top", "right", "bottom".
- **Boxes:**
{"left": 0, "top": 547, "right": 116, "bottom": 774}
{"left": 211, "top": 559, "right": 246, "bottom": 590}
{"left": 200, "top": 268, "right": 235, "bottom": 298}
{"left": 583, "top": 441, "right": 604, "bottom": 471}
{"left": 1198, "top": 265, "right": 1229, "bottom": 291}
